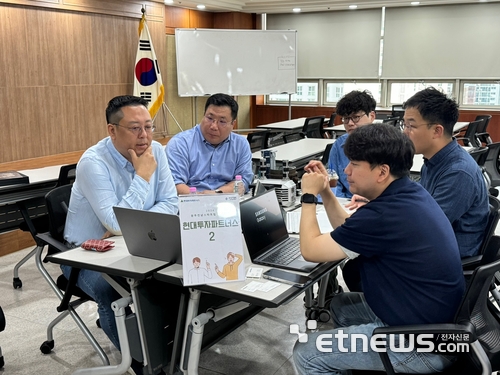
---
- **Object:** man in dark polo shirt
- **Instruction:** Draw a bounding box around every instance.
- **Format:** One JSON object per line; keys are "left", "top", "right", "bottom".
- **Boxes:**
{"left": 294, "top": 124, "right": 464, "bottom": 374}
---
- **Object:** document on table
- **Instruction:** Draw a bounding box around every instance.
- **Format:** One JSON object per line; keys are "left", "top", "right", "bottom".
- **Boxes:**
{"left": 285, "top": 198, "right": 354, "bottom": 234}
{"left": 286, "top": 206, "right": 333, "bottom": 234}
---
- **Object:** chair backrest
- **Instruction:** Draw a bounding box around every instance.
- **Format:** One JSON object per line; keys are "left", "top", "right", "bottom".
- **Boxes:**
{"left": 321, "top": 143, "right": 334, "bottom": 166}
{"left": 468, "top": 146, "right": 489, "bottom": 167}
{"left": 45, "top": 184, "right": 72, "bottom": 243}
{"left": 460, "top": 120, "right": 483, "bottom": 147}
{"left": 475, "top": 115, "right": 492, "bottom": 134}
{"left": 454, "top": 258, "right": 500, "bottom": 365}
{"left": 283, "top": 132, "right": 304, "bottom": 144}
{"left": 391, "top": 104, "right": 404, "bottom": 118}
{"left": 328, "top": 112, "right": 336, "bottom": 126}
{"left": 484, "top": 142, "right": 500, "bottom": 188}
{"left": 56, "top": 163, "right": 77, "bottom": 187}
{"left": 477, "top": 195, "right": 500, "bottom": 260}
{"left": 302, "top": 116, "right": 325, "bottom": 138}
{"left": 247, "top": 130, "right": 269, "bottom": 152}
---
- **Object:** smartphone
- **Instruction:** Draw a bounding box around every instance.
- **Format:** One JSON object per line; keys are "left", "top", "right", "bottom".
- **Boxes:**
{"left": 263, "top": 268, "right": 312, "bottom": 287}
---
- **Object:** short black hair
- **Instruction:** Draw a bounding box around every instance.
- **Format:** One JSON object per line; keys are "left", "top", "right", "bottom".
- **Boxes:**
{"left": 344, "top": 123, "right": 414, "bottom": 179}
{"left": 403, "top": 87, "right": 459, "bottom": 137}
{"left": 335, "top": 90, "right": 377, "bottom": 117}
{"left": 106, "top": 95, "right": 149, "bottom": 124}
{"left": 204, "top": 93, "right": 239, "bottom": 120}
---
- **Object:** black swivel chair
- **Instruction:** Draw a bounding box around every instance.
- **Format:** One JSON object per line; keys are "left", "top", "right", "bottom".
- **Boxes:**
{"left": 301, "top": 116, "right": 325, "bottom": 139}
{"left": 370, "top": 257, "right": 500, "bottom": 375}
{"left": 246, "top": 130, "right": 269, "bottom": 152}
{"left": 475, "top": 115, "right": 493, "bottom": 146}
{"left": 321, "top": 143, "right": 334, "bottom": 166}
{"left": 483, "top": 142, "right": 500, "bottom": 196}
{"left": 13, "top": 163, "right": 77, "bottom": 289}
{"left": 462, "top": 195, "right": 500, "bottom": 272}
{"left": 456, "top": 120, "right": 483, "bottom": 148}
{"left": 35, "top": 184, "right": 109, "bottom": 364}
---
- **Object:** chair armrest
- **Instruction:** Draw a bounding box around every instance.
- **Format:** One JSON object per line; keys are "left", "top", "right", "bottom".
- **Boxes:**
{"left": 462, "top": 255, "right": 483, "bottom": 271}
{"left": 36, "top": 232, "right": 68, "bottom": 253}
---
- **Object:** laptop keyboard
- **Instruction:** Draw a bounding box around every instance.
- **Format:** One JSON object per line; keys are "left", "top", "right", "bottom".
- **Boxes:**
{"left": 260, "top": 237, "right": 301, "bottom": 265}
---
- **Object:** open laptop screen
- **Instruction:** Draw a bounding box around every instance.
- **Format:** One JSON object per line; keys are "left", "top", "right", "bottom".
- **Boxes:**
{"left": 240, "top": 189, "right": 289, "bottom": 259}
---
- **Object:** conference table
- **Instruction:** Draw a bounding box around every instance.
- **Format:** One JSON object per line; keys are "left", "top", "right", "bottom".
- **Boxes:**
{"left": 256, "top": 117, "right": 307, "bottom": 132}
{"left": 0, "top": 165, "right": 63, "bottom": 287}
{"left": 47, "top": 232, "right": 340, "bottom": 375}
{"left": 251, "top": 138, "right": 335, "bottom": 175}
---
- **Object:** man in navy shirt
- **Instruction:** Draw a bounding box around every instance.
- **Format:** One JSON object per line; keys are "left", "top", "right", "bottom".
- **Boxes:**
{"left": 404, "top": 87, "right": 489, "bottom": 258}
{"left": 294, "top": 124, "right": 464, "bottom": 374}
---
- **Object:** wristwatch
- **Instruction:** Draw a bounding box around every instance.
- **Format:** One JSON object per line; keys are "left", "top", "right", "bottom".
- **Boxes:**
{"left": 215, "top": 189, "right": 223, "bottom": 193}
{"left": 300, "top": 193, "right": 318, "bottom": 205}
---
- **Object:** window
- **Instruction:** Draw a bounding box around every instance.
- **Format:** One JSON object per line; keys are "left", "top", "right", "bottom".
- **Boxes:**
{"left": 267, "top": 81, "right": 319, "bottom": 104}
{"left": 324, "top": 81, "right": 382, "bottom": 105}
{"left": 388, "top": 81, "right": 454, "bottom": 105}
{"left": 461, "top": 82, "right": 500, "bottom": 107}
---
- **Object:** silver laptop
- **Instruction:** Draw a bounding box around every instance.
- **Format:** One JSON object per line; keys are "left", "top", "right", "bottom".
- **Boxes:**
{"left": 240, "top": 189, "right": 320, "bottom": 273}
{"left": 113, "top": 206, "right": 182, "bottom": 264}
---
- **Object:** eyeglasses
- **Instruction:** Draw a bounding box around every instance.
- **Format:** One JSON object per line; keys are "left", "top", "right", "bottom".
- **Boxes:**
{"left": 341, "top": 113, "right": 367, "bottom": 125}
{"left": 204, "top": 115, "right": 233, "bottom": 128}
{"left": 403, "top": 122, "right": 435, "bottom": 131}
{"left": 112, "top": 123, "right": 155, "bottom": 135}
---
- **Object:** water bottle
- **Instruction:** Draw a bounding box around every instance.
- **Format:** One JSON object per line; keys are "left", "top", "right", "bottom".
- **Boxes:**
{"left": 189, "top": 187, "right": 197, "bottom": 194}
{"left": 233, "top": 175, "right": 244, "bottom": 197}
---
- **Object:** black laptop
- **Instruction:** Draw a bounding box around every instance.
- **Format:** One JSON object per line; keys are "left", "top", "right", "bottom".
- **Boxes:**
{"left": 113, "top": 206, "right": 182, "bottom": 265}
{"left": 240, "top": 189, "right": 320, "bottom": 273}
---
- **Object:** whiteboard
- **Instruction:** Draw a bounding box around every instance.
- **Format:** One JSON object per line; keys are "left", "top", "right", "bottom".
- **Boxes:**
{"left": 175, "top": 29, "right": 297, "bottom": 97}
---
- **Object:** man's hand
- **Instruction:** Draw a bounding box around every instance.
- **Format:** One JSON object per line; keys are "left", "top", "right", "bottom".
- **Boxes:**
{"left": 128, "top": 146, "right": 157, "bottom": 182}
{"left": 344, "top": 194, "right": 370, "bottom": 210}
{"left": 304, "top": 160, "right": 328, "bottom": 176}
{"left": 301, "top": 171, "right": 328, "bottom": 196}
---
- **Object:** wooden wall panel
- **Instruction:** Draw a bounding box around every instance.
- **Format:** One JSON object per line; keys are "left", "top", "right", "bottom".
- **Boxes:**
{"left": 0, "top": 2, "right": 165, "bottom": 163}
{"left": 164, "top": 6, "right": 190, "bottom": 34}
{"left": 0, "top": 0, "right": 164, "bottom": 21}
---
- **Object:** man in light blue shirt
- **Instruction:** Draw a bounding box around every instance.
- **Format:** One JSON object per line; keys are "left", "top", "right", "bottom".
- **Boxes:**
{"left": 328, "top": 90, "right": 376, "bottom": 198}
{"left": 63, "top": 95, "right": 178, "bottom": 372}
{"left": 166, "top": 93, "right": 253, "bottom": 195}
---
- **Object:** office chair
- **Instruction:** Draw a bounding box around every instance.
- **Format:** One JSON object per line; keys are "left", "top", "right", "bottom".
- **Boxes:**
{"left": 0, "top": 305, "right": 4, "bottom": 368}
{"left": 391, "top": 104, "right": 405, "bottom": 119}
{"left": 462, "top": 195, "right": 500, "bottom": 272}
{"left": 382, "top": 116, "right": 401, "bottom": 129}
{"left": 301, "top": 116, "right": 325, "bottom": 139}
{"left": 324, "top": 113, "right": 337, "bottom": 139}
{"left": 35, "top": 184, "right": 109, "bottom": 365}
{"left": 371, "top": 257, "right": 500, "bottom": 375}
{"left": 267, "top": 132, "right": 286, "bottom": 147}
{"left": 483, "top": 142, "right": 500, "bottom": 196}
{"left": 13, "top": 163, "right": 77, "bottom": 289}
{"left": 283, "top": 132, "right": 305, "bottom": 143}
{"left": 475, "top": 115, "right": 493, "bottom": 145}
{"left": 321, "top": 143, "right": 334, "bottom": 166}
{"left": 456, "top": 119, "right": 483, "bottom": 148}
{"left": 246, "top": 130, "right": 269, "bottom": 152}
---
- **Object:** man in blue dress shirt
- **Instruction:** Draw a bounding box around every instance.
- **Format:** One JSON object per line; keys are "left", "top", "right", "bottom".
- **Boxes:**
{"left": 166, "top": 93, "right": 253, "bottom": 195}
{"left": 64, "top": 95, "right": 178, "bottom": 374}
{"left": 404, "top": 87, "right": 489, "bottom": 258}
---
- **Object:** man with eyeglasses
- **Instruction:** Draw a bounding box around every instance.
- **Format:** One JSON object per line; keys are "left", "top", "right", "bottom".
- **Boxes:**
{"left": 166, "top": 93, "right": 253, "bottom": 195}
{"left": 328, "top": 90, "right": 376, "bottom": 199}
{"left": 403, "top": 87, "right": 488, "bottom": 258}
{"left": 64, "top": 95, "right": 178, "bottom": 375}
